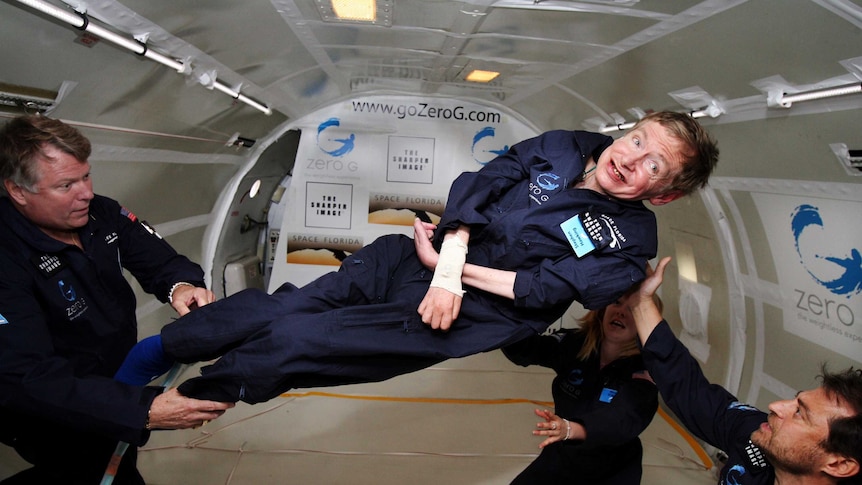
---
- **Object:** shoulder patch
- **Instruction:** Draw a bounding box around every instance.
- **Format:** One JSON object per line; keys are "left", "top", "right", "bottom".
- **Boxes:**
{"left": 120, "top": 206, "right": 138, "bottom": 222}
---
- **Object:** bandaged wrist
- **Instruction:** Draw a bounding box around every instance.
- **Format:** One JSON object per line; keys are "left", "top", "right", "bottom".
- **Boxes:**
{"left": 429, "top": 237, "right": 468, "bottom": 296}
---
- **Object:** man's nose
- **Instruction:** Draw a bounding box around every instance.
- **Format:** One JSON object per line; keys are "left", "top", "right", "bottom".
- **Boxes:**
{"left": 767, "top": 399, "right": 792, "bottom": 417}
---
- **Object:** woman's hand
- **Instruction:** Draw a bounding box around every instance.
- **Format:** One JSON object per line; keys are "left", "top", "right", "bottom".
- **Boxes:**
{"left": 531, "top": 408, "right": 583, "bottom": 449}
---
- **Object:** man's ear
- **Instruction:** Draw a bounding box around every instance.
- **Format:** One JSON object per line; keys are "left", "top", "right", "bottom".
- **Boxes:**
{"left": 4, "top": 179, "right": 27, "bottom": 206}
{"left": 822, "top": 453, "right": 860, "bottom": 480}
{"left": 648, "top": 190, "right": 683, "bottom": 206}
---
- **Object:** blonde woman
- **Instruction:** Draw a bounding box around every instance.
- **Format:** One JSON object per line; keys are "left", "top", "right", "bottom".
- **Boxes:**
{"left": 503, "top": 295, "right": 662, "bottom": 485}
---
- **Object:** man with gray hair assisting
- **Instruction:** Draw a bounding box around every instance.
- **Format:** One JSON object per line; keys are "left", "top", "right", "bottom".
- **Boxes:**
{"left": 0, "top": 115, "right": 234, "bottom": 485}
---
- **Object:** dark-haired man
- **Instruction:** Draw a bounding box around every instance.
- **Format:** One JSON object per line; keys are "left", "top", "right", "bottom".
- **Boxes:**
{"left": 627, "top": 257, "right": 862, "bottom": 484}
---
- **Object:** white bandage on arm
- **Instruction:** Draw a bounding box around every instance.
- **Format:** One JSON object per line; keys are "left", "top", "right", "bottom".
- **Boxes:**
{"left": 429, "top": 237, "right": 468, "bottom": 296}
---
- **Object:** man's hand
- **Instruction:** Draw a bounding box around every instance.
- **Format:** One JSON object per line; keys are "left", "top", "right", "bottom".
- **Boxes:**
{"left": 631, "top": 256, "right": 671, "bottom": 304}
{"left": 412, "top": 218, "right": 439, "bottom": 270}
{"left": 170, "top": 285, "right": 216, "bottom": 316}
{"left": 147, "top": 388, "right": 234, "bottom": 430}
{"left": 624, "top": 256, "right": 671, "bottom": 345}
{"left": 417, "top": 286, "right": 462, "bottom": 331}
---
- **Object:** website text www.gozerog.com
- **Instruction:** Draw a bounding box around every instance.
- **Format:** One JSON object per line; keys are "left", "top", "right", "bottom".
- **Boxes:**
{"left": 352, "top": 100, "right": 502, "bottom": 123}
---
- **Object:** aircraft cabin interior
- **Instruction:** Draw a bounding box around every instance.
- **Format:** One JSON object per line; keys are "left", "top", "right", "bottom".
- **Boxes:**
{"left": 1, "top": 0, "right": 860, "bottom": 483}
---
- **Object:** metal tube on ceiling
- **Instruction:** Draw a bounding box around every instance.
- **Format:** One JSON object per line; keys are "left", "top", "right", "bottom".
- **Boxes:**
{"left": 13, "top": 0, "right": 272, "bottom": 115}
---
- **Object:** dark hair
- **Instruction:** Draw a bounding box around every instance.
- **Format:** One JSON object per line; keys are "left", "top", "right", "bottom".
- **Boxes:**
{"left": 819, "top": 365, "right": 862, "bottom": 483}
{"left": 0, "top": 115, "right": 91, "bottom": 195}
{"left": 631, "top": 111, "right": 719, "bottom": 195}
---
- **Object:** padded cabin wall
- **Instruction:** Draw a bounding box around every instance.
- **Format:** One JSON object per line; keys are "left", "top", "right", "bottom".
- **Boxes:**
{"left": 654, "top": 110, "right": 862, "bottom": 411}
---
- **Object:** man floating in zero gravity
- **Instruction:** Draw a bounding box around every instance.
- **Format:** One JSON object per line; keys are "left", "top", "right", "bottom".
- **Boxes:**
{"left": 116, "top": 111, "right": 719, "bottom": 407}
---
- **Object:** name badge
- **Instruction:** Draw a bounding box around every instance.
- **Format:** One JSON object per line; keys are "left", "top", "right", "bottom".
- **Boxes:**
{"left": 599, "top": 387, "right": 618, "bottom": 403}
{"left": 560, "top": 214, "right": 596, "bottom": 257}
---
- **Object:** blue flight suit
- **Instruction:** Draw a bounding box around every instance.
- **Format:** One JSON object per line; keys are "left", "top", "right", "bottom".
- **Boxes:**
{"left": 0, "top": 195, "right": 206, "bottom": 484}
{"left": 641, "top": 321, "right": 774, "bottom": 484}
{"left": 503, "top": 330, "right": 658, "bottom": 484}
{"left": 162, "top": 129, "right": 660, "bottom": 404}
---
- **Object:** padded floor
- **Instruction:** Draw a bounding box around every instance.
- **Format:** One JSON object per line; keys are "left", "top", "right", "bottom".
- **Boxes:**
{"left": 0, "top": 351, "right": 717, "bottom": 484}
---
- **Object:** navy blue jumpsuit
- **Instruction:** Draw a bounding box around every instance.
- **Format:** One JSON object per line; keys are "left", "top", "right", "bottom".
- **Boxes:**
{"left": 163, "top": 129, "right": 660, "bottom": 404}
{"left": 503, "top": 330, "right": 658, "bottom": 484}
{"left": 0, "top": 195, "right": 206, "bottom": 484}
{"left": 641, "top": 321, "right": 774, "bottom": 484}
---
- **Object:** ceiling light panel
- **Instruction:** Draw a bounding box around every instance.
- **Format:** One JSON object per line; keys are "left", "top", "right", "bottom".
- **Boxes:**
{"left": 316, "top": 0, "right": 394, "bottom": 26}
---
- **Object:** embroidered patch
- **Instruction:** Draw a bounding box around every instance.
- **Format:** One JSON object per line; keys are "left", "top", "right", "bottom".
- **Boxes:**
{"left": 599, "top": 387, "right": 617, "bottom": 403}
{"left": 744, "top": 441, "right": 768, "bottom": 468}
{"left": 30, "top": 254, "right": 65, "bottom": 277}
{"left": 120, "top": 206, "right": 138, "bottom": 222}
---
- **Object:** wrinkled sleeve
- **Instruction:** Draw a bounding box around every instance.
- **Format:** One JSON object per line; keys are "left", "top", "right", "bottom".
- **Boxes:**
{"left": 501, "top": 332, "right": 564, "bottom": 369}
{"left": 106, "top": 198, "right": 206, "bottom": 301}
{"left": 513, "top": 250, "right": 647, "bottom": 311}
{"left": 437, "top": 132, "right": 561, "bottom": 234}
{"left": 641, "top": 320, "right": 766, "bottom": 451}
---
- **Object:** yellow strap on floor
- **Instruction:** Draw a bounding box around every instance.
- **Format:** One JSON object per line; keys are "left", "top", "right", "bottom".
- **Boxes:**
{"left": 280, "top": 390, "right": 713, "bottom": 470}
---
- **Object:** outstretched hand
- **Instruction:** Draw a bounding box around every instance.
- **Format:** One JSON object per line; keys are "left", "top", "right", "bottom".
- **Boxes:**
{"left": 632, "top": 256, "right": 671, "bottom": 304}
{"left": 624, "top": 256, "right": 672, "bottom": 344}
{"left": 531, "top": 408, "right": 583, "bottom": 449}
{"left": 148, "top": 388, "right": 234, "bottom": 430}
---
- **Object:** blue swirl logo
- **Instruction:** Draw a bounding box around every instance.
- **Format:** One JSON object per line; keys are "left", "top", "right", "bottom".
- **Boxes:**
{"left": 791, "top": 204, "right": 862, "bottom": 297}
{"left": 471, "top": 126, "right": 509, "bottom": 165}
{"left": 316, "top": 117, "right": 355, "bottom": 157}
{"left": 566, "top": 368, "right": 584, "bottom": 386}
{"left": 58, "top": 280, "right": 76, "bottom": 302}
{"left": 536, "top": 172, "right": 561, "bottom": 191}
{"left": 727, "top": 464, "right": 746, "bottom": 485}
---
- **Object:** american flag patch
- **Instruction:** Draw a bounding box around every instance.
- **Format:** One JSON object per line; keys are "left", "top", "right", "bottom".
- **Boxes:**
{"left": 120, "top": 206, "right": 138, "bottom": 222}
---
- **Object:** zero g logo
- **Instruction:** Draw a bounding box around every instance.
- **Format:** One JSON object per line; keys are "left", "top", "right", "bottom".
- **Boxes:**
{"left": 528, "top": 172, "right": 561, "bottom": 205}
{"left": 790, "top": 204, "right": 859, "bottom": 327}
{"left": 536, "top": 173, "right": 560, "bottom": 191}
{"left": 58, "top": 279, "right": 76, "bottom": 302}
{"left": 471, "top": 127, "right": 509, "bottom": 166}
{"left": 791, "top": 204, "right": 862, "bottom": 298}
{"left": 316, "top": 118, "right": 356, "bottom": 157}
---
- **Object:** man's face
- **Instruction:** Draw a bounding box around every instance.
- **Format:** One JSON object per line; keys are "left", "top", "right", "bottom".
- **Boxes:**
{"left": 751, "top": 386, "right": 855, "bottom": 475}
{"left": 594, "top": 120, "right": 687, "bottom": 204}
{"left": 7, "top": 144, "right": 94, "bottom": 237}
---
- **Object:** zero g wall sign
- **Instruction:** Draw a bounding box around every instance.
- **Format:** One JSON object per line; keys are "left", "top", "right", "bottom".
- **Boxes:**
{"left": 268, "top": 95, "right": 538, "bottom": 289}
{"left": 752, "top": 192, "right": 862, "bottom": 362}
